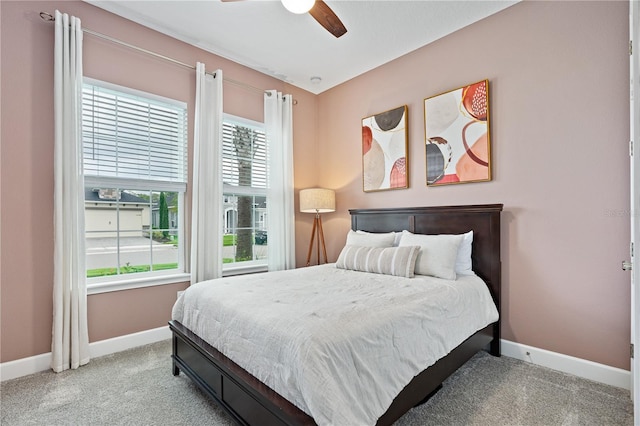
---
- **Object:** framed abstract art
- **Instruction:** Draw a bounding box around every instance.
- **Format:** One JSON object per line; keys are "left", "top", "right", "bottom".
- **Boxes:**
{"left": 362, "top": 105, "right": 408, "bottom": 192}
{"left": 424, "top": 80, "right": 492, "bottom": 186}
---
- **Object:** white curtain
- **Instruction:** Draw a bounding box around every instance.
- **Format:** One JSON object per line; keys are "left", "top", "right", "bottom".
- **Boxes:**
{"left": 265, "top": 91, "right": 296, "bottom": 271}
{"left": 52, "top": 10, "right": 90, "bottom": 373}
{"left": 191, "top": 64, "right": 224, "bottom": 284}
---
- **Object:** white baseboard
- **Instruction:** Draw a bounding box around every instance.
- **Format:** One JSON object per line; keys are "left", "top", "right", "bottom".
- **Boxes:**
{"left": 0, "top": 326, "right": 171, "bottom": 382}
{"left": 501, "top": 339, "right": 631, "bottom": 390}
{"left": 88, "top": 325, "right": 171, "bottom": 359}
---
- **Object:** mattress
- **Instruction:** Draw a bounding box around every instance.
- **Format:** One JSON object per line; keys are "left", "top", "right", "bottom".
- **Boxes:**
{"left": 172, "top": 264, "right": 498, "bottom": 426}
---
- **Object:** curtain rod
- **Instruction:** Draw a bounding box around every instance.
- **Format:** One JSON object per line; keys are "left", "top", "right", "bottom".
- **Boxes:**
{"left": 39, "top": 11, "right": 267, "bottom": 96}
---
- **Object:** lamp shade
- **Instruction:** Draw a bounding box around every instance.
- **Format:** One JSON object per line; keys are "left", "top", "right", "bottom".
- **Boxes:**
{"left": 300, "top": 188, "right": 335, "bottom": 213}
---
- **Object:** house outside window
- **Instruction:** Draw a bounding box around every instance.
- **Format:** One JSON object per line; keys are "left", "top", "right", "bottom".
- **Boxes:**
{"left": 82, "top": 79, "right": 188, "bottom": 292}
{"left": 222, "top": 115, "right": 268, "bottom": 272}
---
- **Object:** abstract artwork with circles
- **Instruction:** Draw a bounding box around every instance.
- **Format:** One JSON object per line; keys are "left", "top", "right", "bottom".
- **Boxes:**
{"left": 362, "top": 105, "right": 409, "bottom": 192}
{"left": 424, "top": 80, "right": 492, "bottom": 186}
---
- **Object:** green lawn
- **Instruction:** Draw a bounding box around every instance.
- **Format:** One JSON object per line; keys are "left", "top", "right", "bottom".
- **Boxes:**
{"left": 223, "top": 234, "right": 236, "bottom": 246}
{"left": 87, "top": 263, "right": 178, "bottom": 278}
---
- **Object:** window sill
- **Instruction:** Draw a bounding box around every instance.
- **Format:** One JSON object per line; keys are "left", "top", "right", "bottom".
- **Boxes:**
{"left": 87, "top": 263, "right": 267, "bottom": 294}
{"left": 87, "top": 272, "right": 191, "bottom": 295}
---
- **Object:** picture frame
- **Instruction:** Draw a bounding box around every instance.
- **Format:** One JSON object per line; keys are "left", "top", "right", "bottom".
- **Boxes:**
{"left": 424, "top": 79, "right": 491, "bottom": 186}
{"left": 362, "top": 105, "right": 408, "bottom": 192}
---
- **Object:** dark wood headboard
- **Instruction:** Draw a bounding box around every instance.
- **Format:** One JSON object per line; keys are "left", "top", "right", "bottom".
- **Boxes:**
{"left": 349, "top": 204, "right": 503, "bottom": 312}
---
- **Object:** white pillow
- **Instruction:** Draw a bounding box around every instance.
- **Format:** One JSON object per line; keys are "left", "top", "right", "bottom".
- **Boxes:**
{"left": 392, "top": 231, "right": 404, "bottom": 247}
{"left": 398, "top": 231, "right": 464, "bottom": 280}
{"left": 356, "top": 230, "right": 402, "bottom": 246}
{"left": 456, "top": 231, "right": 474, "bottom": 276}
{"left": 336, "top": 245, "right": 420, "bottom": 278}
{"left": 399, "top": 230, "right": 474, "bottom": 276}
{"left": 346, "top": 230, "right": 395, "bottom": 247}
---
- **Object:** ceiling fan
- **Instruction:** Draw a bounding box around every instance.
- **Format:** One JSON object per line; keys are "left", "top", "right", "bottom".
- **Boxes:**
{"left": 221, "top": 0, "right": 347, "bottom": 38}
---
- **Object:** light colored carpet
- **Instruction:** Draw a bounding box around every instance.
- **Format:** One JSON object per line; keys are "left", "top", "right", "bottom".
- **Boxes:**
{"left": 0, "top": 340, "right": 633, "bottom": 425}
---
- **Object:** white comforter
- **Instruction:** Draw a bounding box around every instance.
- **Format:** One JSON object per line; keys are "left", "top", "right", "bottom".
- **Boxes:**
{"left": 172, "top": 264, "right": 498, "bottom": 426}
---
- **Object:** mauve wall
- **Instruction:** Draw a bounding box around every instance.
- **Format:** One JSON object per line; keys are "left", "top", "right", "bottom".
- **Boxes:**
{"left": 0, "top": 1, "right": 318, "bottom": 362}
{"left": 0, "top": 0, "right": 632, "bottom": 372}
{"left": 315, "top": 1, "right": 631, "bottom": 369}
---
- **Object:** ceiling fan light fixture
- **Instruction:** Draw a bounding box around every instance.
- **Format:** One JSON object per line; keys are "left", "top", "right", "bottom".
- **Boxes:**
{"left": 281, "top": 0, "right": 315, "bottom": 14}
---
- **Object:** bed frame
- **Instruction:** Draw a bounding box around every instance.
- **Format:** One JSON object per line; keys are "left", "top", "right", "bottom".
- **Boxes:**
{"left": 169, "top": 204, "right": 503, "bottom": 426}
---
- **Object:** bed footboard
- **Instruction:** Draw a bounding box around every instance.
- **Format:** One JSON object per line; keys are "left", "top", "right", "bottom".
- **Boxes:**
{"left": 170, "top": 320, "right": 315, "bottom": 426}
{"left": 171, "top": 320, "right": 497, "bottom": 426}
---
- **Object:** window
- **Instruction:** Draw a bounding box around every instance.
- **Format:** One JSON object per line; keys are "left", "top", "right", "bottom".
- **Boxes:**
{"left": 82, "top": 79, "right": 188, "bottom": 292}
{"left": 222, "top": 115, "right": 268, "bottom": 273}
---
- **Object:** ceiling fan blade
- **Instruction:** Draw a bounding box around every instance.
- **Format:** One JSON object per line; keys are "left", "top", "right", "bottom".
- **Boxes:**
{"left": 309, "top": 1, "right": 347, "bottom": 38}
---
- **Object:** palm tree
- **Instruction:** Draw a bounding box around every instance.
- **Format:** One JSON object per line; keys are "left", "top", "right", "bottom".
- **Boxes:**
{"left": 232, "top": 126, "right": 257, "bottom": 261}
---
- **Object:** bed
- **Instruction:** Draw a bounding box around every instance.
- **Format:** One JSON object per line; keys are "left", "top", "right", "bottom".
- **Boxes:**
{"left": 169, "top": 204, "right": 503, "bottom": 425}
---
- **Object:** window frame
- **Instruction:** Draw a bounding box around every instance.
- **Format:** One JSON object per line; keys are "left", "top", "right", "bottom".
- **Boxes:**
{"left": 82, "top": 79, "right": 189, "bottom": 294}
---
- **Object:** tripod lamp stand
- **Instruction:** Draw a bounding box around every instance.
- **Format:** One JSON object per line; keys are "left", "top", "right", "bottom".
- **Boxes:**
{"left": 300, "top": 188, "right": 335, "bottom": 266}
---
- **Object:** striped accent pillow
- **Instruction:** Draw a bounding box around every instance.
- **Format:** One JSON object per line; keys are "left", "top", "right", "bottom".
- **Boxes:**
{"left": 335, "top": 245, "right": 420, "bottom": 278}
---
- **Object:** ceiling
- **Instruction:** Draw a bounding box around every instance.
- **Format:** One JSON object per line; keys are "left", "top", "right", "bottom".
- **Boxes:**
{"left": 85, "top": 1, "right": 518, "bottom": 94}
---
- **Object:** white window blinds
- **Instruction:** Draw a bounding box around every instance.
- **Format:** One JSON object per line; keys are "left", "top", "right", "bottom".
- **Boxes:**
{"left": 82, "top": 82, "right": 187, "bottom": 187}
